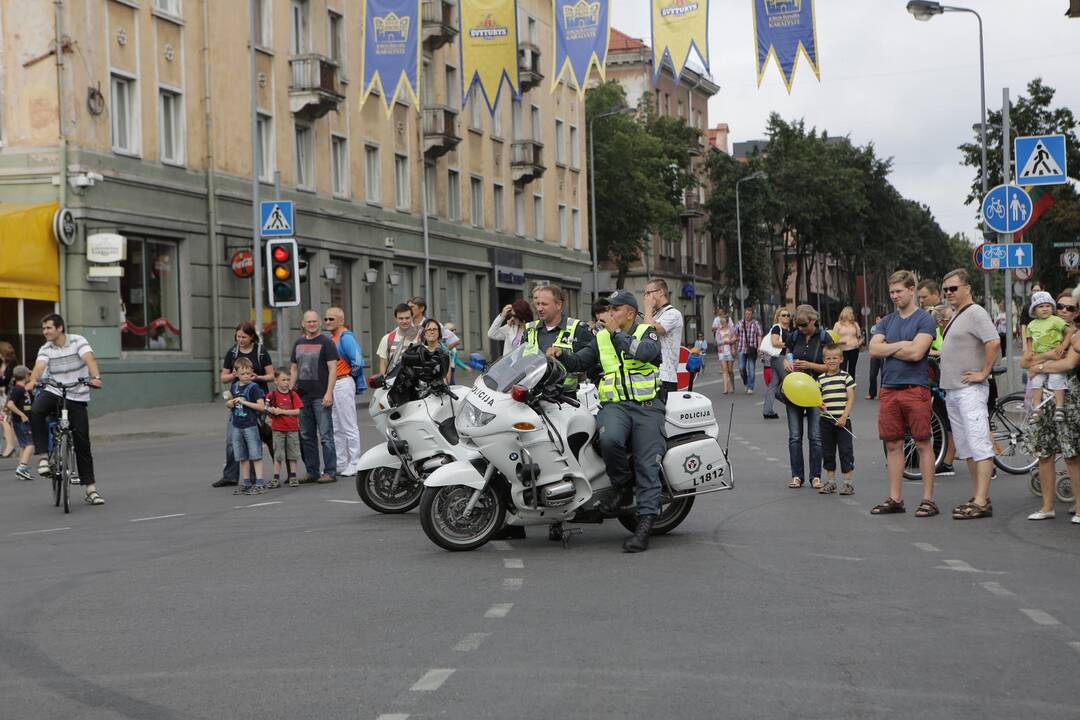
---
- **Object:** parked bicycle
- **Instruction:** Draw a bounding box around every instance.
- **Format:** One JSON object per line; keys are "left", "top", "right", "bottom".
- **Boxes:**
{"left": 38, "top": 377, "right": 91, "bottom": 514}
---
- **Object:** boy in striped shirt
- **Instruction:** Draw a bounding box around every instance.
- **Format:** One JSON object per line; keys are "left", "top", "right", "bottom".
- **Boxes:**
{"left": 818, "top": 343, "right": 856, "bottom": 495}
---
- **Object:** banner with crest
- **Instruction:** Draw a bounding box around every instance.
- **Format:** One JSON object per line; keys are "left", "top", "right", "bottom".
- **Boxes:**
{"left": 650, "top": 0, "right": 710, "bottom": 84}
{"left": 551, "top": 0, "right": 610, "bottom": 96}
{"left": 459, "top": 0, "right": 521, "bottom": 114}
{"left": 753, "top": 0, "right": 820, "bottom": 92}
{"left": 361, "top": 0, "right": 422, "bottom": 113}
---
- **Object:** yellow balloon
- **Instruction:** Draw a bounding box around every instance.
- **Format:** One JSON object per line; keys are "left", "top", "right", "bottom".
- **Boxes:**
{"left": 828, "top": 330, "right": 840, "bottom": 342}
{"left": 783, "top": 372, "right": 823, "bottom": 408}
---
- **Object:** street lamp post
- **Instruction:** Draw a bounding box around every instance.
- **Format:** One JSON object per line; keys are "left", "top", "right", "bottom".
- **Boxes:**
{"left": 735, "top": 171, "right": 766, "bottom": 322}
{"left": 907, "top": 0, "right": 992, "bottom": 314}
{"left": 588, "top": 106, "right": 634, "bottom": 301}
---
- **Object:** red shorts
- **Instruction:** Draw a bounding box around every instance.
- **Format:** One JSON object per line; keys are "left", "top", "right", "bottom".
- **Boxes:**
{"left": 878, "top": 385, "right": 932, "bottom": 442}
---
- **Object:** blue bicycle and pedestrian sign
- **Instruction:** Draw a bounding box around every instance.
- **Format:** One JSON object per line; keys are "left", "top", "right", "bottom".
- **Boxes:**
{"left": 981, "top": 184, "right": 1033, "bottom": 234}
{"left": 1014, "top": 134, "right": 1068, "bottom": 187}
{"left": 979, "top": 242, "right": 1034, "bottom": 270}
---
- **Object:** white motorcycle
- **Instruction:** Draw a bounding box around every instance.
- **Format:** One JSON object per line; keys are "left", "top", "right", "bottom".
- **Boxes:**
{"left": 354, "top": 345, "right": 478, "bottom": 513}
{"left": 419, "top": 345, "right": 733, "bottom": 551}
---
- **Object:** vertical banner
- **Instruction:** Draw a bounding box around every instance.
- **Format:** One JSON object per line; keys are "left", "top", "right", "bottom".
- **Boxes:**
{"left": 361, "top": 0, "right": 422, "bottom": 113}
{"left": 552, "top": 0, "right": 610, "bottom": 96}
{"left": 459, "top": 0, "right": 521, "bottom": 114}
{"left": 753, "top": 0, "right": 820, "bottom": 92}
{"left": 650, "top": 0, "right": 710, "bottom": 84}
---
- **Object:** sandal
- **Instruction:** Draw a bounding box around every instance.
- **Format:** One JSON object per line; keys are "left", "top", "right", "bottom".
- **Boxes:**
{"left": 810, "top": 477, "right": 824, "bottom": 490}
{"left": 819, "top": 481, "right": 837, "bottom": 494}
{"left": 839, "top": 483, "right": 854, "bottom": 496}
{"left": 870, "top": 498, "right": 905, "bottom": 515}
{"left": 914, "top": 500, "right": 939, "bottom": 518}
{"left": 788, "top": 477, "right": 803, "bottom": 489}
{"left": 953, "top": 501, "right": 992, "bottom": 519}
{"left": 84, "top": 491, "right": 105, "bottom": 506}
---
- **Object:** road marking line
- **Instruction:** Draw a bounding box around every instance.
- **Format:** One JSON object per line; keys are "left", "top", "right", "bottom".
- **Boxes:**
{"left": 453, "top": 633, "right": 490, "bottom": 652}
{"left": 1068, "top": 642, "right": 1080, "bottom": 655}
{"left": 503, "top": 558, "right": 524, "bottom": 569}
{"left": 376, "top": 715, "right": 410, "bottom": 720}
{"left": 326, "top": 499, "right": 364, "bottom": 504}
{"left": 884, "top": 525, "right": 909, "bottom": 533}
{"left": 840, "top": 499, "right": 860, "bottom": 506}
{"left": 764, "top": 456, "right": 780, "bottom": 462}
{"left": 491, "top": 540, "right": 510, "bottom": 551}
{"left": 409, "top": 668, "right": 455, "bottom": 692}
{"left": 234, "top": 500, "right": 282, "bottom": 509}
{"left": 807, "top": 552, "right": 863, "bottom": 562}
{"left": 129, "top": 513, "right": 185, "bottom": 523}
{"left": 1020, "top": 609, "right": 1061, "bottom": 626}
{"left": 485, "top": 603, "right": 514, "bottom": 618}
{"left": 10, "top": 527, "right": 70, "bottom": 536}
{"left": 913, "top": 542, "right": 940, "bottom": 553}
{"left": 503, "top": 578, "right": 523, "bottom": 591}
{"left": 934, "top": 559, "right": 1005, "bottom": 575}
{"left": 738, "top": 440, "right": 750, "bottom": 445}
{"left": 980, "top": 582, "right": 1014, "bottom": 597}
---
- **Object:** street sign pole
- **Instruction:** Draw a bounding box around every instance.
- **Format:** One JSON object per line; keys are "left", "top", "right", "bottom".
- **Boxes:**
{"left": 1002, "top": 87, "right": 1015, "bottom": 394}
{"left": 249, "top": 0, "right": 263, "bottom": 344}
{"left": 275, "top": 171, "right": 285, "bottom": 367}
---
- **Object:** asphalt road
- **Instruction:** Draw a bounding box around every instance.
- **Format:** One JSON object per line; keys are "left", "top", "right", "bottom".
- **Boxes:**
{"left": 1, "top": 361, "right": 1078, "bottom": 720}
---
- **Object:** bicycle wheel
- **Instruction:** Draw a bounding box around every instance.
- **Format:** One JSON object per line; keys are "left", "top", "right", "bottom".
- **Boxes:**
{"left": 991, "top": 393, "right": 1037, "bottom": 474}
{"left": 51, "top": 448, "right": 62, "bottom": 508}
{"left": 893, "top": 410, "right": 945, "bottom": 480}
{"left": 60, "top": 435, "right": 72, "bottom": 514}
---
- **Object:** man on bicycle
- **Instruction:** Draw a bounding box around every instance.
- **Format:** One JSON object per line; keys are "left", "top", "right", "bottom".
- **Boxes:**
{"left": 26, "top": 314, "right": 105, "bottom": 505}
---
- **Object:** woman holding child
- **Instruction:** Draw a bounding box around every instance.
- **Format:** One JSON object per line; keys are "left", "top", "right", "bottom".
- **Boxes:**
{"left": 212, "top": 322, "right": 274, "bottom": 488}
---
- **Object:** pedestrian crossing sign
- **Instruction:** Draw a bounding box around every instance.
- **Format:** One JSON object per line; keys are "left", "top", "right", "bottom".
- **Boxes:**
{"left": 260, "top": 201, "right": 294, "bottom": 237}
{"left": 1014, "top": 134, "right": 1068, "bottom": 186}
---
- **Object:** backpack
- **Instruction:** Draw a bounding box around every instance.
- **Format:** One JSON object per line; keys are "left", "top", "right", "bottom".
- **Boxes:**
{"left": 335, "top": 330, "right": 367, "bottom": 394}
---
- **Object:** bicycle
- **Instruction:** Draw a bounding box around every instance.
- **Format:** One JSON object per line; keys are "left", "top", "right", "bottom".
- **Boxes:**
{"left": 38, "top": 377, "right": 91, "bottom": 514}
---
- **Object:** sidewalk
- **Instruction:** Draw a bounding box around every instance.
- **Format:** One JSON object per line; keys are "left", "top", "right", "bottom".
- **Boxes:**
{"left": 91, "top": 395, "right": 371, "bottom": 443}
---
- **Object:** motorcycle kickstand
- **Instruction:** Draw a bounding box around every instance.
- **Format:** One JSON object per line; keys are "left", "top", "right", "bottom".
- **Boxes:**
{"left": 550, "top": 522, "right": 582, "bottom": 549}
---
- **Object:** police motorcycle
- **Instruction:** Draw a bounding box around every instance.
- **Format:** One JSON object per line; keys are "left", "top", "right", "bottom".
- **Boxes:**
{"left": 355, "top": 344, "right": 478, "bottom": 513}
{"left": 418, "top": 345, "right": 734, "bottom": 551}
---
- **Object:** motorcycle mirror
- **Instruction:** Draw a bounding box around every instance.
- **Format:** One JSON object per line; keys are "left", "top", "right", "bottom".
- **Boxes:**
{"left": 368, "top": 374, "right": 385, "bottom": 389}
{"left": 510, "top": 385, "right": 530, "bottom": 403}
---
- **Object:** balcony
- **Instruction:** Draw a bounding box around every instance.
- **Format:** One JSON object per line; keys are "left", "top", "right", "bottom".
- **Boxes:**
{"left": 422, "top": 105, "right": 461, "bottom": 159}
{"left": 681, "top": 190, "right": 706, "bottom": 218}
{"left": 511, "top": 139, "right": 545, "bottom": 184}
{"left": 289, "top": 54, "right": 344, "bottom": 120}
{"left": 518, "top": 41, "right": 543, "bottom": 92}
{"left": 689, "top": 134, "right": 706, "bottom": 156}
{"left": 422, "top": 0, "right": 458, "bottom": 51}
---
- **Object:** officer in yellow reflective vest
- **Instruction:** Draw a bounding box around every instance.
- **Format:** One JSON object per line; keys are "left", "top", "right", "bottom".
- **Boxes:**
{"left": 523, "top": 284, "right": 593, "bottom": 394}
{"left": 547, "top": 290, "right": 665, "bottom": 553}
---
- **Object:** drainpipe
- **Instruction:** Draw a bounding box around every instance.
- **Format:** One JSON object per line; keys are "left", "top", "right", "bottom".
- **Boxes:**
{"left": 53, "top": 0, "right": 68, "bottom": 310}
{"left": 202, "top": 0, "right": 222, "bottom": 396}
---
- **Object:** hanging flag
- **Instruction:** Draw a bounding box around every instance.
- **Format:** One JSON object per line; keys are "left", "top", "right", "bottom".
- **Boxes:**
{"left": 650, "top": 0, "right": 710, "bottom": 84}
{"left": 753, "top": 0, "right": 820, "bottom": 92}
{"left": 552, "top": 0, "right": 610, "bottom": 96}
{"left": 460, "top": 0, "right": 521, "bottom": 114}
{"left": 1015, "top": 186, "right": 1056, "bottom": 240}
{"left": 361, "top": 0, "right": 422, "bottom": 113}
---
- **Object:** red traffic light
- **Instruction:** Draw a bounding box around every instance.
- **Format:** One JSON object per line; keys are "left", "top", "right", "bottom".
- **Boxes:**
{"left": 272, "top": 246, "right": 290, "bottom": 263}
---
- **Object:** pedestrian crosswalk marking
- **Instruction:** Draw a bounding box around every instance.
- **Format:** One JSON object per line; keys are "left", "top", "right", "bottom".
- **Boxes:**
{"left": 1018, "top": 140, "right": 1063, "bottom": 179}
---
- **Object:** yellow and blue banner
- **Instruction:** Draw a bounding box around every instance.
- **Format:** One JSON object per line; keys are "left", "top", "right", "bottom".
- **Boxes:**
{"left": 459, "top": 0, "right": 520, "bottom": 114}
{"left": 552, "top": 0, "right": 610, "bottom": 97}
{"left": 650, "top": 0, "right": 710, "bottom": 84}
{"left": 753, "top": 0, "right": 820, "bottom": 92}
{"left": 361, "top": 0, "right": 422, "bottom": 113}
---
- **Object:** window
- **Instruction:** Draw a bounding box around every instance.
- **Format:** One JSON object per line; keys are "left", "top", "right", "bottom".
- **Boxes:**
{"left": 364, "top": 145, "right": 381, "bottom": 203}
{"left": 328, "top": 256, "right": 352, "bottom": 311}
{"left": 558, "top": 204, "right": 567, "bottom": 246}
{"left": 395, "top": 154, "right": 411, "bottom": 210}
{"left": 446, "top": 273, "right": 464, "bottom": 326}
{"left": 291, "top": 0, "right": 310, "bottom": 54}
{"left": 421, "top": 59, "right": 435, "bottom": 105}
{"left": 533, "top": 194, "right": 543, "bottom": 239}
{"left": 469, "top": 92, "right": 483, "bottom": 131}
{"left": 572, "top": 208, "right": 581, "bottom": 249}
{"left": 444, "top": 65, "right": 458, "bottom": 108}
{"left": 154, "top": 0, "right": 181, "bottom": 16}
{"left": 295, "top": 123, "right": 314, "bottom": 189}
{"left": 514, "top": 189, "right": 525, "bottom": 236}
{"left": 159, "top": 89, "right": 184, "bottom": 164}
{"left": 511, "top": 99, "right": 523, "bottom": 140}
{"left": 120, "top": 238, "right": 182, "bottom": 351}
{"left": 569, "top": 125, "right": 579, "bottom": 168}
{"left": 110, "top": 74, "right": 138, "bottom": 154}
{"left": 424, "top": 162, "right": 437, "bottom": 215}
{"left": 254, "top": 0, "right": 272, "bottom": 46}
{"left": 328, "top": 10, "right": 344, "bottom": 66}
{"left": 555, "top": 119, "right": 566, "bottom": 165}
{"left": 492, "top": 106, "right": 503, "bottom": 138}
{"left": 256, "top": 113, "right": 274, "bottom": 181}
{"left": 331, "top": 135, "right": 348, "bottom": 196}
{"left": 527, "top": 16, "right": 538, "bottom": 44}
{"left": 530, "top": 105, "right": 541, "bottom": 142}
{"left": 470, "top": 176, "right": 483, "bottom": 227}
{"left": 391, "top": 265, "right": 415, "bottom": 309}
{"left": 447, "top": 170, "right": 461, "bottom": 221}
{"left": 493, "top": 184, "right": 505, "bottom": 231}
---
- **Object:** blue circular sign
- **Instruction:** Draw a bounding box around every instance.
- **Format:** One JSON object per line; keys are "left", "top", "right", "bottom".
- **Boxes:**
{"left": 981, "top": 184, "right": 1033, "bottom": 234}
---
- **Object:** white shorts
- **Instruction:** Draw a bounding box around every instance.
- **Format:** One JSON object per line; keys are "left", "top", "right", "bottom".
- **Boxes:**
{"left": 1028, "top": 372, "right": 1069, "bottom": 392}
{"left": 944, "top": 383, "right": 994, "bottom": 462}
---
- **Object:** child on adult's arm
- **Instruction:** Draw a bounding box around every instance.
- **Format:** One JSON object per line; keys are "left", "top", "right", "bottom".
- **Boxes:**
{"left": 1026, "top": 291, "right": 1074, "bottom": 422}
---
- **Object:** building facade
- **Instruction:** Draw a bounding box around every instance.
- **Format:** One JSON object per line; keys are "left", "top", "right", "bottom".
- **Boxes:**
{"left": 0, "top": 0, "right": 589, "bottom": 413}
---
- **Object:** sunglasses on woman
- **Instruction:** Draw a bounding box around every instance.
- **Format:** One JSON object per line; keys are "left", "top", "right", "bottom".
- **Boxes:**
{"left": 1059, "top": 303, "right": 1078, "bottom": 312}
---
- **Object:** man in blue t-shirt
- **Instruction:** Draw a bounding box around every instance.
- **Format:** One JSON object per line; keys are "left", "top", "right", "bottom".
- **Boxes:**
{"left": 868, "top": 270, "right": 938, "bottom": 517}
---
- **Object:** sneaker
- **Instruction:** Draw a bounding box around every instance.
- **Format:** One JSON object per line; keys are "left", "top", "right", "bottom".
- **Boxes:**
{"left": 317, "top": 474, "right": 337, "bottom": 484}
{"left": 1027, "top": 509, "right": 1055, "bottom": 520}
{"left": 745, "top": 388, "right": 753, "bottom": 395}
{"left": 819, "top": 481, "right": 837, "bottom": 494}
{"left": 991, "top": 467, "right": 998, "bottom": 481}
{"left": 267, "top": 479, "right": 281, "bottom": 489}
{"left": 299, "top": 475, "right": 317, "bottom": 484}
{"left": 250, "top": 484, "right": 267, "bottom": 494}
{"left": 15, "top": 465, "right": 32, "bottom": 481}
{"left": 288, "top": 476, "right": 300, "bottom": 487}
{"left": 1072, "top": 515, "right": 1080, "bottom": 525}
{"left": 211, "top": 478, "right": 238, "bottom": 488}
{"left": 233, "top": 484, "right": 252, "bottom": 495}
{"left": 840, "top": 482, "right": 855, "bottom": 496}
{"left": 935, "top": 463, "right": 955, "bottom": 477}
{"left": 37, "top": 458, "right": 51, "bottom": 478}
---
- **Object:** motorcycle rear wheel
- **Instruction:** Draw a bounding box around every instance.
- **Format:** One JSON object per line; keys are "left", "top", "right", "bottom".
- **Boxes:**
{"left": 618, "top": 495, "right": 695, "bottom": 536}
{"left": 357, "top": 466, "right": 422, "bottom": 514}
{"left": 420, "top": 485, "right": 506, "bottom": 551}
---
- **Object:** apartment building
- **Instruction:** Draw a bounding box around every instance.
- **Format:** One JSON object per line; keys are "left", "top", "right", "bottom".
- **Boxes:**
{"left": 0, "top": 0, "right": 588, "bottom": 413}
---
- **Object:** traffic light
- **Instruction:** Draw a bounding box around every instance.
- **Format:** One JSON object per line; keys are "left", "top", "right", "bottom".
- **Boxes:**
{"left": 265, "top": 238, "right": 300, "bottom": 307}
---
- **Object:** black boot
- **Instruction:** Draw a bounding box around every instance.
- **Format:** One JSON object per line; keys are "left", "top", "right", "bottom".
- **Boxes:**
{"left": 598, "top": 486, "right": 634, "bottom": 516}
{"left": 622, "top": 515, "right": 655, "bottom": 553}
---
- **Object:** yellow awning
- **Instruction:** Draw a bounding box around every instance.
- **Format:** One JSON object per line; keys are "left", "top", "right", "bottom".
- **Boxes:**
{"left": 0, "top": 202, "right": 60, "bottom": 302}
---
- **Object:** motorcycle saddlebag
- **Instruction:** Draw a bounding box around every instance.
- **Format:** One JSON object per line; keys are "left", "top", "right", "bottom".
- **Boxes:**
{"left": 663, "top": 436, "right": 731, "bottom": 494}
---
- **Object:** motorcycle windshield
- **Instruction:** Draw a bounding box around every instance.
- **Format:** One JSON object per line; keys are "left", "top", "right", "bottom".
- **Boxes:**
{"left": 482, "top": 345, "right": 548, "bottom": 393}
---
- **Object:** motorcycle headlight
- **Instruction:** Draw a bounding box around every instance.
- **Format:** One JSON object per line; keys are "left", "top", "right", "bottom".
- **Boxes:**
{"left": 462, "top": 401, "right": 496, "bottom": 427}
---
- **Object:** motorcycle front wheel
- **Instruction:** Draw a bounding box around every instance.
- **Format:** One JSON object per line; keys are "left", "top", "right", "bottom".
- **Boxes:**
{"left": 357, "top": 466, "right": 423, "bottom": 514}
{"left": 420, "top": 485, "right": 506, "bottom": 551}
{"left": 618, "top": 495, "right": 695, "bottom": 536}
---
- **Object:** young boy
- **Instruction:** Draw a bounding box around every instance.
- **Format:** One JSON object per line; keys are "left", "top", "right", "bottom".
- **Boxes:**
{"left": 818, "top": 343, "right": 856, "bottom": 495}
{"left": 226, "top": 357, "right": 267, "bottom": 494}
{"left": 265, "top": 367, "right": 303, "bottom": 488}
{"left": 6, "top": 366, "right": 35, "bottom": 480}
{"left": 1027, "top": 291, "right": 1073, "bottom": 422}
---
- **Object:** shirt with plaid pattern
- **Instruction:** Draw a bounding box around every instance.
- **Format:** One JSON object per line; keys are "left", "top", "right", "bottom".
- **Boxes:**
{"left": 735, "top": 319, "right": 762, "bottom": 355}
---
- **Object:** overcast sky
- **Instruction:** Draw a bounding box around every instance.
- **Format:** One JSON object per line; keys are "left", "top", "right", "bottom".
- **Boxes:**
{"left": 609, "top": 1, "right": 1079, "bottom": 242}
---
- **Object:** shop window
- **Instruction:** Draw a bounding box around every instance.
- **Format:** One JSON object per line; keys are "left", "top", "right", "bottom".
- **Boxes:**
{"left": 121, "top": 238, "right": 182, "bottom": 351}
{"left": 328, "top": 256, "right": 352, "bottom": 313}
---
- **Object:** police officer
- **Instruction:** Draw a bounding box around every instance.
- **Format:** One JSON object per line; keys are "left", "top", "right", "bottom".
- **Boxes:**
{"left": 524, "top": 284, "right": 593, "bottom": 394}
{"left": 547, "top": 290, "right": 664, "bottom": 553}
